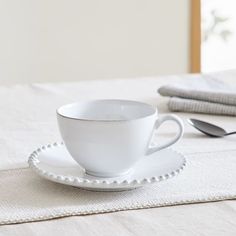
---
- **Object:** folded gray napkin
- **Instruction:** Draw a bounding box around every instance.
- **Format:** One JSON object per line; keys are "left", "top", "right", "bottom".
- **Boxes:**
{"left": 158, "top": 76, "right": 236, "bottom": 116}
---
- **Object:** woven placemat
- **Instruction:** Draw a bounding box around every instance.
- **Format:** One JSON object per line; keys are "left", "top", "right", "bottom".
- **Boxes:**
{"left": 1, "top": 150, "right": 236, "bottom": 225}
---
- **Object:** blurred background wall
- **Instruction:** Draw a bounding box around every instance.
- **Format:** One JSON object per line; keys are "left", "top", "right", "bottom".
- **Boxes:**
{"left": 0, "top": 0, "right": 190, "bottom": 84}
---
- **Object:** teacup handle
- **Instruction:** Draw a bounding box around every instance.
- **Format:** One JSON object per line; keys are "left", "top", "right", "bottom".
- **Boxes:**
{"left": 146, "top": 114, "right": 184, "bottom": 155}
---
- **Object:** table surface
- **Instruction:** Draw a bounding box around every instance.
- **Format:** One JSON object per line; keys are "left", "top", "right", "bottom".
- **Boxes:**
{"left": 1, "top": 70, "right": 236, "bottom": 235}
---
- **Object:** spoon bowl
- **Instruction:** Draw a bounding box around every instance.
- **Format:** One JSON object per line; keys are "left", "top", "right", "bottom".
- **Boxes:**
{"left": 187, "top": 118, "right": 236, "bottom": 137}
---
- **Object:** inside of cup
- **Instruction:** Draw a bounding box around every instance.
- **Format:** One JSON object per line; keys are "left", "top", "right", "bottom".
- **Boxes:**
{"left": 57, "top": 100, "right": 156, "bottom": 121}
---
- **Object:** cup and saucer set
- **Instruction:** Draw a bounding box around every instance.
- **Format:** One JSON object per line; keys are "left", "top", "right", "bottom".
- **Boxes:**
{"left": 28, "top": 100, "right": 186, "bottom": 191}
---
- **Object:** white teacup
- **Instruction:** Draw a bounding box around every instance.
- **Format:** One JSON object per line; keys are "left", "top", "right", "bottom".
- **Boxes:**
{"left": 57, "top": 100, "right": 184, "bottom": 177}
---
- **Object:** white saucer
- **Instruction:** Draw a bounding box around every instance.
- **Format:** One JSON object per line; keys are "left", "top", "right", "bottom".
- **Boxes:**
{"left": 28, "top": 142, "right": 186, "bottom": 191}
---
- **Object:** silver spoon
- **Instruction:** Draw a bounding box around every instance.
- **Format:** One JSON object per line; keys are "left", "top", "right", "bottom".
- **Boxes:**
{"left": 187, "top": 118, "right": 236, "bottom": 137}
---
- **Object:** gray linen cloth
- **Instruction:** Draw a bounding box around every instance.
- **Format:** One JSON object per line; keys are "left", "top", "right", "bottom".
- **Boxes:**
{"left": 158, "top": 75, "right": 236, "bottom": 116}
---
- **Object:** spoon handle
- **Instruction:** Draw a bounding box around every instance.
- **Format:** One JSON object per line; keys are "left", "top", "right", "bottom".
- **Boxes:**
{"left": 225, "top": 131, "right": 236, "bottom": 136}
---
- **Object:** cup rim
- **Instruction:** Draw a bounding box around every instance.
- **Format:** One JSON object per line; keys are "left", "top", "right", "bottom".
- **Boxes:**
{"left": 57, "top": 99, "right": 157, "bottom": 122}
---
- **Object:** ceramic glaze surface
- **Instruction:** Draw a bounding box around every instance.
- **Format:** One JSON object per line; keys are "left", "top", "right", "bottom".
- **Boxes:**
{"left": 57, "top": 100, "right": 184, "bottom": 177}
{"left": 57, "top": 100, "right": 156, "bottom": 121}
{"left": 28, "top": 143, "right": 186, "bottom": 191}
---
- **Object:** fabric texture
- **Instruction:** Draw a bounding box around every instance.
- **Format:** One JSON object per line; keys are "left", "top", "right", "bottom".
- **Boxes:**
{"left": 1, "top": 70, "right": 236, "bottom": 233}
{"left": 1, "top": 149, "right": 236, "bottom": 225}
{"left": 2, "top": 201, "right": 236, "bottom": 236}
{"left": 168, "top": 97, "right": 236, "bottom": 116}
{"left": 158, "top": 75, "right": 236, "bottom": 115}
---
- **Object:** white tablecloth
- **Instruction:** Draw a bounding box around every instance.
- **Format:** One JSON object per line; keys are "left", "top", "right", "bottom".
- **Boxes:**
{"left": 1, "top": 71, "right": 236, "bottom": 235}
